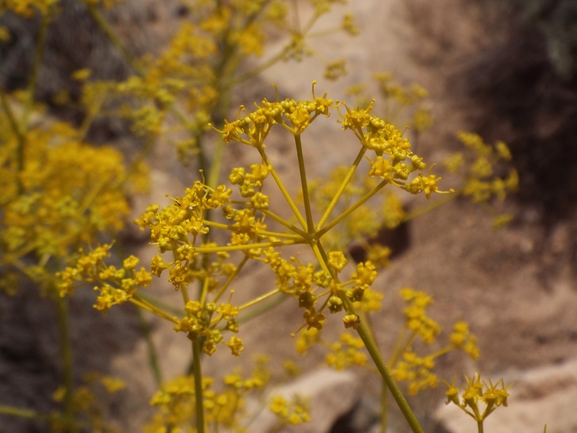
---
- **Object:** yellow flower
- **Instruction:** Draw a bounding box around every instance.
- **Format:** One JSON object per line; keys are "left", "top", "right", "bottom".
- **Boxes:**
{"left": 226, "top": 336, "right": 244, "bottom": 356}
{"left": 328, "top": 251, "right": 348, "bottom": 272}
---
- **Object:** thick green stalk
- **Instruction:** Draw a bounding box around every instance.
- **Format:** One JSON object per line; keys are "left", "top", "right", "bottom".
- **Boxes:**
{"left": 342, "top": 295, "right": 424, "bottom": 433}
{"left": 192, "top": 339, "right": 205, "bottom": 433}
{"left": 311, "top": 244, "right": 422, "bottom": 433}
{"left": 381, "top": 380, "right": 388, "bottom": 433}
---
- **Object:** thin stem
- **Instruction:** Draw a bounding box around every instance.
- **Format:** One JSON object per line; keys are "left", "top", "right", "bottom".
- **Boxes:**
{"left": 237, "top": 288, "right": 281, "bottom": 312}
{"left": 318, "top": 178, "right": 389, "bottom": 237}
{"left": 235, "top": 291, "right": 287, "bottom": 324}
{"left": 82, "top": 1, "right": 142, "bottom": 74}
{"left": 294, "top": 134, "right": 314, "bottom": 233}
{"left": 54, "top": 296, "right": 78, "bottom": 433}
{"left": 402, "top": 190, "right": 461, "bottom": 222}
{"left": 135, "top": 308, "right": 163, "bottom": 387}
{"left": 213, "top": 254, "right": 249, "bottom": 303}
{"left": 257, "top": 147, "right": 307, "bottom": 230}
{"left": 390, "top": 331, "right": 417, "bottom": 369}
{"left": 260, "top": 209, "right": 308, "bottom": 238}
{"left": 116, "top": 132, "right": 159, "bottom": 190}
{"left": 199, "top": 275, "right": 211, "bottom": 306}
{"left": 203, "top": 219, "right": 303, "bottom": 240}
{"left": 138, "top": 293, "right": 182, "bottom": 316}
{"left": 388, "top": 327, "right": 408, "bottom": 367}
{"left": 193, "top": 239, "right": 303, "bottom": 253}
{"left": 316, "top": 146, "right": 367, "bottom": 229}
{"left": 0, "top": 405, "right": 52, "bottom": 420}
{"left": 130, "top": 295, "right": 179, "bottom": 323}
{"left": 228, "top": 49, "right": 287, "bottom": 87}
{"left": 192, "top": 339, "right": 206, "bottom": 433}
{"left": 22, "top": 10, "right": 51, "bottom": 129}
{"left": 0, "top": 89, "right": 26, "bottom": 194}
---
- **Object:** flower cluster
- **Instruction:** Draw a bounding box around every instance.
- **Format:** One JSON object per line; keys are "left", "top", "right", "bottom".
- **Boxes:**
{"left": 450, "top": 321, "right": 480, "bottom": 359}
{"left": 219, "top": 86, "right": 335, "bottom": 145}
{"left": 325, "top": 332, "right": 367, "bottom": 371}
{"left": 445, "top": 132, "right": 519, "bottom": 205}
{"left": 50, "top": 372, "right": 126, "bottom": 432}
{"left": 57, "top": 245, "right": 153, "bottom": 314}
{"left": 444, "top": 373, "right": 513, "bottom": 425}
{"left": 269, "top": 395, "right": 311, "bottom": 426}
{"left": 399, "top": 288, "right": 442, "bottom": 344}
{"left": 0, "top": 111, "right": 146, "bottom": 297}
{"left": 387, "top": 288, "right": 480, "bottom": 394}
{"left": 339, "top": 101, "right": 445, "bottom": 198}
{"left": 146, "top": 359, "right": 273, "bottom": 432}
{"left": 345, "top": 72, "right": 435, "bottom": 138}
{"left": 134, "top": 181, "right": 232, "bottom": 254}
{"left": 392, "top": 352, "right": 438, "bottom": 395}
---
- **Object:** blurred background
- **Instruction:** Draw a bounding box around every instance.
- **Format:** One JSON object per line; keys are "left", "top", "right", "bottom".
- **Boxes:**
{"left": 1, "top": 1, "right": 577, "bottom": 432}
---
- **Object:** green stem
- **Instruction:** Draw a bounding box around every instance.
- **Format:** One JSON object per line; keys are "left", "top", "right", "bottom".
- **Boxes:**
{"left": 194, "top": 238, "right": 303, "bottom": 253}
{"left": 235, "top": 291, "right": 287, "bottom": 323}
{"left": 388, "top": 327, "right": 408, "bottom": 368}
{"left": 135, "top": 308, "right": 163, "bottom": 387}
{"left": 22, "top": 10, "right": 51, "bottom": 129}
{"left": 129, "top": 295, "right": 178, "bottom": 323}
{"left": 477, "top": 419, "right": 484, "bottom": 433}
{"left": 213, "top": 254, "right": 250, "bottom": 304}
{"left": 207, "top": 135, "right": 225, "bottom": 190}
{"left": 318, "top": 178, "right": 388, "bottom": 237}
{"left": 137, "top": 293, "right": 182, "bottom": 316}
{"left": 227, "top": 49, "right": 287, "bottom": 88}
{"left": 381, "top": 380, "right": 388, "bottom": 433}
{"left": 346, "top": 297, "right": 423, "bottom": 433}
{"left": 54, "top": 296, "right": 78, "bottom": 433}
{"left": 0, "top": 89, "right": 26, "bottom": 194}
{"left": 116, "top": 132, "right": 159, "bottom": 190}
{"left": 391, "top": 331, "right": 417, "bottom": 369}
{"left": 402, "top": 190, "right": 461, "bottom": 222}
{"left": 316, "top": 146, "right": 367, "bottom": 230}
{"left": 192, "top": 339, "right": 206, "bottom": 433}
{"left": 312, "top": 244, "right": 422, "bottom": 433}
{"left": 257, "top": 147, "right": 307, "bottom": 230}
{"left": 82, "top": 1, "right": 142, "bottom": 74}
{"left": 260, "top": 209, "right": 308, "bottom": 238}
{"left": 0, "top": 405, "right": 52, "bottom": 420}
{"left": 294, "top": 134, "right": 314, "bottom": 232}
{"left": 237, "top": 288, "right": 281, "bottom": 312}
